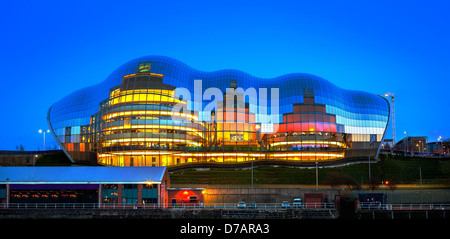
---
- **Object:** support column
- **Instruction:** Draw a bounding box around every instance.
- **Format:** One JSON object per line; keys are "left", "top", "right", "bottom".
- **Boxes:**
{"left": 137, "top": 184, "right": 142, "bottom": 205}
{"left": 98, "top": 184, "right": 102, "bottom": 208}
{"left": 161, "top": 183, "right": 166, "bottom": 208}
{"left": 6, "top": 181, "right": 10, "bottom": 208}
{"left": 118, "top": 184, "right": 123, "bottom": 205}
{"left": 157, "top": 184, "right": 161, "bottom": 208}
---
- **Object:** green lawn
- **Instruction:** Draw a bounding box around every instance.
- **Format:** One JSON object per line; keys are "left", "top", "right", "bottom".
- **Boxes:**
{"left": 169, "top": 154, "right": 450, "bottom": 186}
{"left": 37, "top": 152, "right": 450, "bottom": 186}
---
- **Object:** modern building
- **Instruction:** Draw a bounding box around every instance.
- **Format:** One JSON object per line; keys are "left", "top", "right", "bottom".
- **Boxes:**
{"left": 394, "top": 136, "right": 428, "bottom": 153}
{"left": 47, "top": 56, "right": 390, "bottom": 167}
{"left": 427, "top": 141, "right": 450, "bottom": 154}
{"left": 381, "top": 139, "right": 394, "bottom": 150}
{"left": 0, "top": 167, "right": 169, "bottom": 206}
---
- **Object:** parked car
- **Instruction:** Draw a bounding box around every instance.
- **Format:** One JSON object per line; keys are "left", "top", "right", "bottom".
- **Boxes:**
{"left": 237, "top": 202, "right": 246, "bottom": 208}
{"left": 282, "top": 201, "right": 290, "bottom": 207}
{"left": 293, "top": 198, "right": 303, "bottom": 208}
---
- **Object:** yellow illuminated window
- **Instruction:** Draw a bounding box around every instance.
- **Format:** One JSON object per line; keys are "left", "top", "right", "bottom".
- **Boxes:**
{"left": 126, "top": 95, "right": 132, "bottom": 102}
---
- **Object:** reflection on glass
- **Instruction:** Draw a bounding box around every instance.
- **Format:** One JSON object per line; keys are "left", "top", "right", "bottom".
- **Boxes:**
{"left": 48, "top": 56, "right": 390, "bottom": 167}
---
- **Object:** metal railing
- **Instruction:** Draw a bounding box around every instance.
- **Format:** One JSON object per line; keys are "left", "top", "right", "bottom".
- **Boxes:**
{"left": 357, "top": 203, "right": 450, "bottom": 211}
{"left": 3, "top": 202, "right": 449, "bottom": 211}
{"left": 0, "top": 202, "right": 335, "bottom": 210}
{"left": 1, "top": 203, "right": 99, "bottom": 210}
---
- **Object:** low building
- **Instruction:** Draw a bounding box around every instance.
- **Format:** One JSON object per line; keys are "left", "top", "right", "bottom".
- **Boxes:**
{"left": 0, "top": 166, "right": 170, "bottom": 207}
{"left": 394, "top": 136, "right": 427, "bottom": 152}
{"left": 427, "top": 141, "right": 450, "bottom": 154}
{"left": 381, "top": 139, "right": 394, "bottom": 150}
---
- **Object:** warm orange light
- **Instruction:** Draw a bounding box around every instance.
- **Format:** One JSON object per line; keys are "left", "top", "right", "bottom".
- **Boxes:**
{"left": 103, "top": 110, "right": 198, "bottom": 121}
{"left": 104, "top": 137, "right": 202, "bottom": 147}
{"left": 183, "top": 191, "right": 189, "bottom": 195}
{"left": 385, "top": 181, "right": 389, "bottom": 185}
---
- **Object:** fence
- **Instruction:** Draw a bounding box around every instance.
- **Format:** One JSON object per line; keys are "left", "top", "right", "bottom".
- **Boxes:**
{"left": 4, "top": 202, "right": 450, "bottom": 211}
{"left": 0, "top": 202, "right": 335, "bottom": 210}
{"left": 357, "top": 202, "right": 450, "bottom": 211}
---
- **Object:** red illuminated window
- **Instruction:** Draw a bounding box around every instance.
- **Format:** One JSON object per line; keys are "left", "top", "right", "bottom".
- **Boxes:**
{"left": 330, "top": 124, "right": 337, "bottom": 132}
{"left": 316, "top": 123, "right": 324, "bottom": 132}
{"left": 288, "top": 123, "right": 295, "bottom": 132}
{"left": 278, "top": 124, "right": 286, "bottom": 132}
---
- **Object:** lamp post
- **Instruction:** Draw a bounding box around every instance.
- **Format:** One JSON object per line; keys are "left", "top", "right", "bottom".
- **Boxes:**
{"left": 38, "top": 129, "right": 50, "bottom": 150}
{"left": 368, "top": 152, "right": 371, "bottom": 182}
{"left": 368, "top": 134, "right": 375, "bottom": 183}
{"left": 438, "top": 136, "right": 443, "bottom": 154}
{"left": 251, "top": 159, "right": 254, "bottom": 188}
{"left": 252, "top": 125, "right": 260, "bottom": 188}
{"left": 419, "top": 167, "right": 422, "bottom": 190}
{"left": 315, "top": 161, "right": 319, "bottom": 191}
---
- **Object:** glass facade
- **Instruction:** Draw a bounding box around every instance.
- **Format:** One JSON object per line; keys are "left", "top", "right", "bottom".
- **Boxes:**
{"left": 48, "top": 56, "right": 390, "bottom": 167}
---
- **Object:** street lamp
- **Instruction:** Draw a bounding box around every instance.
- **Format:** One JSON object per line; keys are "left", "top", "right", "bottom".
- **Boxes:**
{"left": 251, "top": 159, "right": 254, "bottom": 189}
{"left": 438, "top": 136, "right": 443, "bottom": 154}
{"left": 315, "top": 161, "right": 319, "bottom": 191}
{"left": 39, "top": 129, "right": 50, "bottom": 150}
{"left": 34, "top": 154, "right": 38, "bottom": 166}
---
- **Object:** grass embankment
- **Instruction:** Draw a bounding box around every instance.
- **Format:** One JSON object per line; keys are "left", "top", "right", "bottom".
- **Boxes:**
{"left": 35, "top": 152, "right": 72, "bottom": 166}
{"left": 169, "top": 154, "right": 450, "bottom": 186}
{"left": 37, "top": 152, "right": 450, "bottom": 186}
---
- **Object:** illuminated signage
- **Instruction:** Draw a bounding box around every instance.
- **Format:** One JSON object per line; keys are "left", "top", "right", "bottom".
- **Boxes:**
{"left": 137, "top": 62, "right": 152, "bottom": 73}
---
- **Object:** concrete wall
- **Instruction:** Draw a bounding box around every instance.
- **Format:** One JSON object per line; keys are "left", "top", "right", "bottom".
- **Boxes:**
{"left": 192, "top": 186, "right": 343, "bottom": 204}
{"left": 0, "top": 150, "right": 64, "bottom": 166}
{"left": 174, "top": 185, "right": 450, "bottom": 204}
{"left": 0, "top": 155, "right": 36, "bottom": 166}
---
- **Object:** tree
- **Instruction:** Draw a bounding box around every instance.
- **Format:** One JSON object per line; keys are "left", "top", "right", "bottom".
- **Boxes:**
{"left": 15, "top": 145, "right": 25, "bottom": 151}
{"left": 324, "top": 172, "right": 361, "bottom": 190}
{"left": 368, "top": 177, "right": 382, "bottom": 190}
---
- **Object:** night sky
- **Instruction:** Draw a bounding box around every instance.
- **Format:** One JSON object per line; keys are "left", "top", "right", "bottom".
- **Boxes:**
{"left": 1, "top": 0, "right": 449, "bottom": 150}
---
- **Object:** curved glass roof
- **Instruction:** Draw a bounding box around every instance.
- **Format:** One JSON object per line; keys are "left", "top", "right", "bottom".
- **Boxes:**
{"left": 48, "top": 55, "right": 389, "bottom": 132}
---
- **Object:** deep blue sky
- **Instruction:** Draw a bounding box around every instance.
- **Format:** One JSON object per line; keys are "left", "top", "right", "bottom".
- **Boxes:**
{"left": 1, "top": 0, "right": 449, "bottom": 151}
